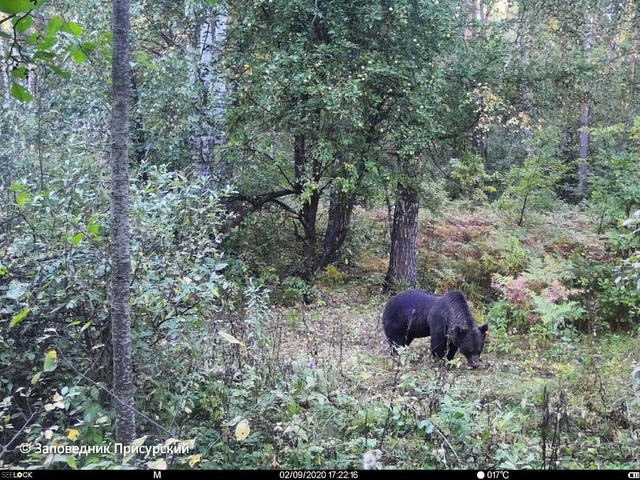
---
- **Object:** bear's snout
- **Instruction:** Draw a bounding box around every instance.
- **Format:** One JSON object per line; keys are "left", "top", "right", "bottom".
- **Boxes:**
{"left": 468, "top": 355, "right": 481, "bottom": 369}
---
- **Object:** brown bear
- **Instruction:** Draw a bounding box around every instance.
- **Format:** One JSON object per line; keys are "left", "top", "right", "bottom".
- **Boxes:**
{"left": 382, "top": 290, "right": 488, "bottom": 368}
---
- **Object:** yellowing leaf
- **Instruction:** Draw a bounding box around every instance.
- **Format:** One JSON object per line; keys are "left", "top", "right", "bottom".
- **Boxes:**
{"left": 44, "top": 350, "right": 57, "bottom": 372}
{"left": 54, "top": 401, "right": 65, "bottom": 409}
{"left": 31, "top": 372, "right": 42, "bottom": 385}
{"left": 53, "top": 392, "right": 63, "bottom": 402}
{"left": 182, "top": 439, "right": 196, "bottom": 450}
{"left": 147, "top": 459, "right": 167, "bottom": 470}
{"left": 163, "top": 438, "right": 179, "bottom": 447}
{"left": 188, "top": 454, "right": 202, "bottom": 468}
{"left": 218, "top": 331, "right": 242, "bottom": 344}
{"left": 44, "top": 429, "right": 53, "bottom": 439}
{"left": 66, "top": 429, "right": 79, "bottom": 441}
{"left": 235, "top": 419, "right": 250, "bottom": 441}
{"left": 218, "top": 331, "right": 247, "bottom": 354}
{"left": 123, "top": 435, "right": 148, "bottom": 464}
{"left": 44, "top": 403, "right": 55, "bottom": 411}
{"left": 131, "top": 435, "right": 148, "bottom": 448}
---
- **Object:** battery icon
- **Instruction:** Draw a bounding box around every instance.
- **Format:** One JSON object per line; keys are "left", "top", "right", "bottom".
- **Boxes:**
{"left": 628, "top": 473, "right": 639, "bottom": 479}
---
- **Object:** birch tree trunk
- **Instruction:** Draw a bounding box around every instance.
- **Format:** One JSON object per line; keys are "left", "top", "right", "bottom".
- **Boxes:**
{"left": 578, "top": 14, "right": 592, "bottom": 196}
{"left": 110, "top": 0, "right": 135, "bottom": 447}
{"left": 578, "top": 102, "right": 589, "bottom": 194}
{"left": 630, "top": 14, "right": 638, "bottom": 109}
{"left": 192, "top": 6, "right": 228, "bottom": 181}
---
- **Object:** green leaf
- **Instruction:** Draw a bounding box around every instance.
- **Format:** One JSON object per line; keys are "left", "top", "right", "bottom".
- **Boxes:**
{"left": 35, "top": 33, "right": 53, "bottom": 49}
{"left": 10, "top": 82, "right": 33, "bottom": 102}
{"left": 418, "top": 419, "right": 435, "bottom": 433}
{"left": 69, "top": 45, "right": 86, "bottom": 63}
{"left": 46, "top": 15, "right": 62, "bottom": 39}
{"left": 44, "top": 350, "right": 57, "bottom": 372}
{"left": 14, "top": 14, "right": 32, "bottom": 33}
{"left": 61, "top": 21, "right": 82, "bottom": 37}
{"left": 31, "top": 372, "right": 42, "bottom": 385}
{"left": 88, "top": 224, "right": 99, "bottom": 234}
{"left": 66, "top": 456, "right": 77, "bottom": 470}
{"left": 16, "top": 191, "right": 28, "bottom": 206}
{"left": 10, "top": 183, "right": 24, "bottom": 191}
{"left": 10, "top": 65, "right": 28, "bottom": 78}
{"left": 0, "top": 31, "right": 10, "bottom": 39}
{"left": 81, "top": 41, "right": 96, "bottom": 53}
{"left": 49, "top": 64, "right": 71, "bottom": 78}
{"left": 72, "top": 233, "right": 84, "bottom": 245}
{"left": 10, "top": 308, "right": 30, "bottom": 328}
{"left": 0, "top": 0, "right": 47, "bottom": 14}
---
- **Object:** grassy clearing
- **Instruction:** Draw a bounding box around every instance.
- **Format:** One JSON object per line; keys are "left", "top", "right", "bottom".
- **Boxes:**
{"left": 265, "top": 286, "right": 639, "bottom": 470}
{"left": 211, "top": 205, "right": 639, "bottom": 470}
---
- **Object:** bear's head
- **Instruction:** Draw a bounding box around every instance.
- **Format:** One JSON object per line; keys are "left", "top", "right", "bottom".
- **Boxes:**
{"left": 452, "top": 323, "right": 488, "bottom": 369}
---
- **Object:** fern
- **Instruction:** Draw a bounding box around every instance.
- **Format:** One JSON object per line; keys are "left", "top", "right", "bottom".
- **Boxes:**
{"left": 522, "top": 254, "right": 573, "bottom": 288}
{"left": 529, "top": 292, "right": 585, "bottom": 336}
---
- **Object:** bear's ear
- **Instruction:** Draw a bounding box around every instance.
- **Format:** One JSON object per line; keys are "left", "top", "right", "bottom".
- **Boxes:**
{"left": 453, "top": 325, "right": 467, "bottom": 337}
{"left": 479, "top": 323, "right": 489, "bottom": 335}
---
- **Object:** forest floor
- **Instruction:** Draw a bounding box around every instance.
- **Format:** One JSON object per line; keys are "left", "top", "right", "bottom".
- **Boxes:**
{"left": 261, "top": 204, "right": 640, "bottom": 470}
{"left": 272, "top": 289, "right": 639, "bottom": 469}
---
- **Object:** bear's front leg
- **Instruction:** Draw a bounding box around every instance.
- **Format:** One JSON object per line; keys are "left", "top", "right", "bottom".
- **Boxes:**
{"left": 445, "top": 342, "right": 458, "bottom": 361}
{"left": 430, "top": 333, "right": 446, "bottom": 360}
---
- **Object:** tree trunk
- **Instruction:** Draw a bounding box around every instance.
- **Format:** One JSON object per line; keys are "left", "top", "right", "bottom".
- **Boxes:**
{"left": 35, "top": 72, "right": 44, "bottom": 189}
{"left": 293, "top": 134, "right": 320, "bottom": 280}
{"left": 578, "top": 15, "right": 592, "bottom": 197}
{"left": 192, "top": 7, "right": 228, "bottom": 180}
{"left": 472, "top": 130, "right": 489, "bottom": 170}
{"left": 386, "top": 177, "right": 419, "bottom": 289}
{"left": 630, "top": 15, "right": 638, "bottom": 108}
{"left": 110, "top": 0, "right": 135, "bottom": 447}
{"left": 518, "top": 190, "right": 529, "bottom": 227}
{"left": 578, "top": 102, "right": 589, "bottom": 194}
{"left": 319, "top": 186, "right": 357, "bottom": 268}
{"left": 131, "top": 73, "right": 147, "bottom": 167}
{"left": 299, "top": 191, "right": 320, "bottom": 281}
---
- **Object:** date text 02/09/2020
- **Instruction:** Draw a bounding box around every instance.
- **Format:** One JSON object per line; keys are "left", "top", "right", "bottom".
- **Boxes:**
{"left": 278, "top": 471, "right": 358, "bottom": 479}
